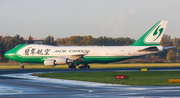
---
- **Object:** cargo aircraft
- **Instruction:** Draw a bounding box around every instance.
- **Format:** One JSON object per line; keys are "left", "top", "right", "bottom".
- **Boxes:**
{"left": 5, "top": 21, "right": 173, "bottom": 69}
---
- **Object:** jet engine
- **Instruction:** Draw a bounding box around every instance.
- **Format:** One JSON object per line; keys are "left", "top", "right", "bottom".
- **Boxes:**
{"left": 44, "top": 59, "right": 55, "bottom": 67}
{"left": 55, "top": 58, "right": 68, "bottom": 64}
{"left": 44, "top": 58, "right": 74, "bottom": 67}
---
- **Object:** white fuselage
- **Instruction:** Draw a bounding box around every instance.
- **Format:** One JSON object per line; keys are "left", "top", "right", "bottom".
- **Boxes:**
{"left": 18, "top": 44, "right": 163, "bottom": 57}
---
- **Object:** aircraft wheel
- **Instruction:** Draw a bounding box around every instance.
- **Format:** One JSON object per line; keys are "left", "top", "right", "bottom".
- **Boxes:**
{"left": 20, "top": 65, "right": 24, "bottom": 69}
{"left": 86, "top": 65, "right": 90, "bottom": 69}
{"left": 83, "top": 66, "right": 87, "bottom": 69}
{"left": 79, "top": 66, "right": 82, "bottom": 69}
{"left": 79, "top": 64, "right": 90, "bottom": 69}
{"left": 79, "top": 66, "right": 85, "bottom": 69}
{"left": 72, "top": 66, "right": 76, "bottom": 69}
{"left": 68, "top": 65, "right": 73, "bottom": 69}
{"left": 68, "top": 63, "right": 72, "bottom": 69}
{"left": 68, "top": 63, "right": 76, "bottom": 69}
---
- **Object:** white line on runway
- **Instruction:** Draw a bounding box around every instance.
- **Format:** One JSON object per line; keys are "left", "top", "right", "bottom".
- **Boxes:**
{"left": 1, "top": 73, "right": 126, "bottom": 87}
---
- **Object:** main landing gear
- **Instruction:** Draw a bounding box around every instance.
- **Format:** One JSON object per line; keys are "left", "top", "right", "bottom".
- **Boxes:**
{"left": 68, "top": 63, "right": 76, "bottom": 69}
{"left": 79, "top": 63, "right": 90, "bottom": 69}
{"left": 68, "top": 63, "right": 90, "bottom": 69}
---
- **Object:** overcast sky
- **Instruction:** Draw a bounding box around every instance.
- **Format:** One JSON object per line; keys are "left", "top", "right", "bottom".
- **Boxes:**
{"left": 0, "top": 0, "right": 179, "bottom": 40}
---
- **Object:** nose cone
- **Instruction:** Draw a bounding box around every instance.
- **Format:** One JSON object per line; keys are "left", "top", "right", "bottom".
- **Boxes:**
{"left": 4, "top": 50, "right": 16, "bottom": 60}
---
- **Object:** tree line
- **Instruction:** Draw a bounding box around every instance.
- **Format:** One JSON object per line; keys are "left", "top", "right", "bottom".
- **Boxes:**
{"left": 0, "top": 34, "right": 179, "bottom": 62}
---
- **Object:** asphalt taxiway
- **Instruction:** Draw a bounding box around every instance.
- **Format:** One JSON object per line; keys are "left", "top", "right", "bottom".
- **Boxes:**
{"left": 0, "top": 67, "right": 180, "bottom": 97}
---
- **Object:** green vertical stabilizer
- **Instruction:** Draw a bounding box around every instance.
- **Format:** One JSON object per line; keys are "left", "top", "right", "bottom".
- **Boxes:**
{"left": 131, "top": 21, "right": 168, "bottom": 46}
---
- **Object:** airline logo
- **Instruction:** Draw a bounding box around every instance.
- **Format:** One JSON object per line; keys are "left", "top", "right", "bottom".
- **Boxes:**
{"left": 153, "top": 25, "right": 164, "bottom": 41}
{"left": 144, "top": 21, "right": 167, "bottom": 44}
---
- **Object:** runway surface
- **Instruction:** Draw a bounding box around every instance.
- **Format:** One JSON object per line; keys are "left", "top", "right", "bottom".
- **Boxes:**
{"left": 0, "top": 67, "right": 180, "bottom": 97}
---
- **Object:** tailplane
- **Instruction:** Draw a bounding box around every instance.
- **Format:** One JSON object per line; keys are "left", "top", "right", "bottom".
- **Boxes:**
{"left": 131, "top": 20, "right": 168, "bottom": 46}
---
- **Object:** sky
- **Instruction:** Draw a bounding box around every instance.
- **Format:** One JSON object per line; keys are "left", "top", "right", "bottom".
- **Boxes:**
{"left": 0, "top": 0, "right": 180, "bottom": 40}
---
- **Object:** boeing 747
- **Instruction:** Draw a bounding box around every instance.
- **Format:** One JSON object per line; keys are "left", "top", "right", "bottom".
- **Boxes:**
{"left": 4, "top": 21, "right": 173, "bottom": 69}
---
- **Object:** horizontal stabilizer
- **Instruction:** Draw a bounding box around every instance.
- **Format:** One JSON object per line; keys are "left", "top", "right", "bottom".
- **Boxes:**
{"left": 164, "top": 46, "right": 175, "bottom": 50}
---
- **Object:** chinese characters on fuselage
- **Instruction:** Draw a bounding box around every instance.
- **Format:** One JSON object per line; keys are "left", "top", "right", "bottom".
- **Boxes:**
{"left": 24, "top": 47, "right": 50, "bottom": 56}
{"left": 24, "top": 47, "right": 88, "bottom": 56}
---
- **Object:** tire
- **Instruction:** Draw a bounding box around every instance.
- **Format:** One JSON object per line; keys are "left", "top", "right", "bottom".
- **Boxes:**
{"left": 86, "top": 66, "right": 90, "bottom": 69}
{"left": 68, "top": 64, "right": 76, "bottom": 69}
{"left": 20, "top": 65, "right": 24, "bottom": 69}
{"left": 72, "top": 66, "right": 76, "bottom": 69}
{"left": 79, "top": 66, "right": 82, "bottom": 69}
{"left": 88, "top": 65, "right": 90, "bottom": 69}
{"left": 68, "top": 65, "right": 72, "bottom": 69}
{"left": 83, "top": 66, "right": 86, "bottom": 69}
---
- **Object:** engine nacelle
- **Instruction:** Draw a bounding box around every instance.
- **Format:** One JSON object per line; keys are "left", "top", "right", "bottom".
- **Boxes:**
{"left": 55, "top": 58, "right": 68, "bottom": 65}
{"left": 44, "top": 59, "right": 55, "bottom": 67}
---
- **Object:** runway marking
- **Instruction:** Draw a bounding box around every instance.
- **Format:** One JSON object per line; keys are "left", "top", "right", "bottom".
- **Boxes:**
{"left": 3, "top": 88, "right": 180, "bottom": 98}
{"left": 0, "top": 79, "right": 91, "bottom": 93}
{"left": 0, "top": 87, "right": 22, "bottom": 95}
{"left": 0, "top": 89, "right": 155, "bottom": 97}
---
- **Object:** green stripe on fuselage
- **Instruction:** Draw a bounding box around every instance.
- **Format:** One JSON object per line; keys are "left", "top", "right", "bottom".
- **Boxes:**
{"left": 83, "top": 56, "right": 137, "bottom": 63}
{"left": 10, "top": 55, "right": 136, "bottom": 64}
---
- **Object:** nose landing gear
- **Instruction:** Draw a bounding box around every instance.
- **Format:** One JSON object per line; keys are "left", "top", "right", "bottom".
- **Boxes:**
{"left": 19, "top": 62, "right": 24, "bottom": 69}
{"left": 20, "top": 65, "right": 24, "bottom": 69}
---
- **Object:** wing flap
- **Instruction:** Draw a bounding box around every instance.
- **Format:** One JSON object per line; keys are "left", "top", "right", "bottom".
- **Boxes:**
{"left": 61, "top": 50, "right": 90, "bottom": 61}
{"left": 60, "top": 50, "right": 90, "bottom": 61}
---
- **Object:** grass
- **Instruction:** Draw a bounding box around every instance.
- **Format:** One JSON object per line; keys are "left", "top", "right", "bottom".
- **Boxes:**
{"left": 0, "top": 63, "right": 180, "bottom": 69}
{"left": 88, "top": 63, "right": 180, "bottom": 68}
{"left": 35, "top": 71, "right": 180, "bottom": 86}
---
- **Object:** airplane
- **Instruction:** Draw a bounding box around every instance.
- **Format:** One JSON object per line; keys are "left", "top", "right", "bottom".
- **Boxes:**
{"left": 4, "top": 20, "right": 173, "bottom": 69}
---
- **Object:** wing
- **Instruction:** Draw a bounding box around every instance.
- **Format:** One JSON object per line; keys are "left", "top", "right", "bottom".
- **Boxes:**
{"left": 45, "top": 50, "right": 90, "bottom": 64}
{"left": 64, "top": 50, "right": 90, "bottom": 61}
